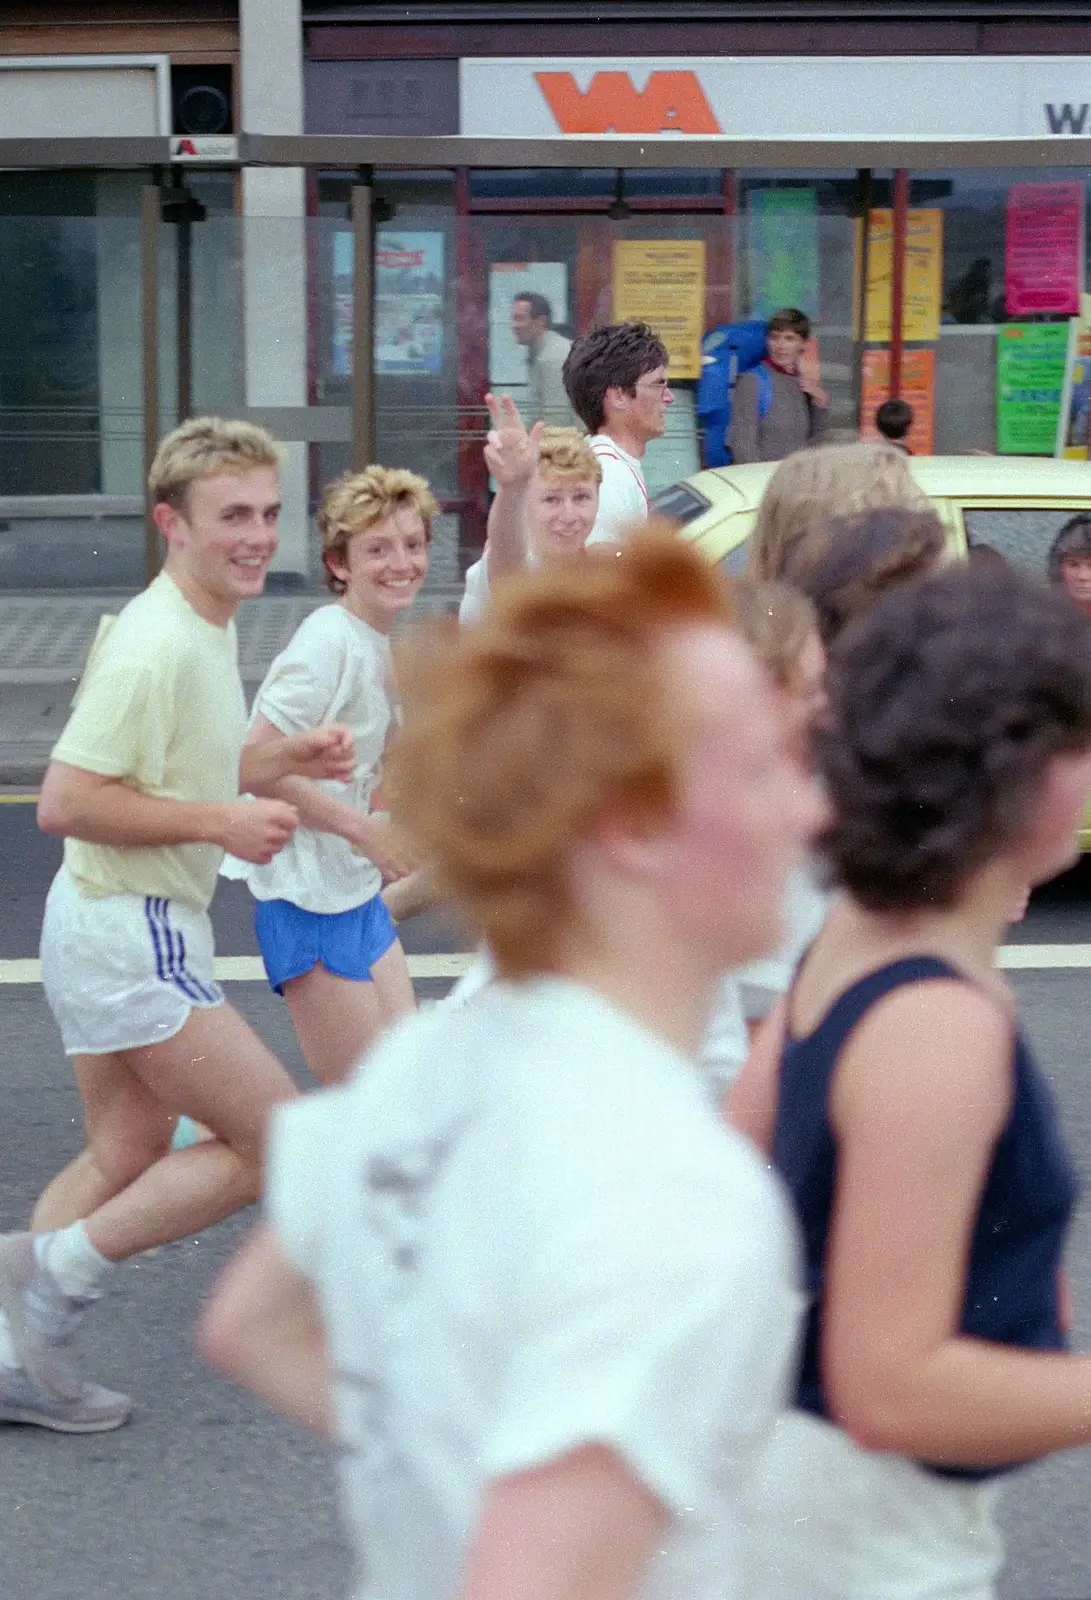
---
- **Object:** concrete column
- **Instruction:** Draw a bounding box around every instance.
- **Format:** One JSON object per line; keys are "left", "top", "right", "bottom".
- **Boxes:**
{"left": 239, "top": 0, "right": 309, "bottom": 579}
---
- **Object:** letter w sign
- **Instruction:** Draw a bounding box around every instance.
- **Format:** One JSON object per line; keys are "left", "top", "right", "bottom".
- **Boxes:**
{"left": 536, "top": 70, "right": 722, "bottom": 134}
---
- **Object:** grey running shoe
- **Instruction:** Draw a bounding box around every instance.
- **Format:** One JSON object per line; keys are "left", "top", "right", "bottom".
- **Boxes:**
{"left": 0, "top": 1232, "right": 98, "bottom": 1401}
{"left": 0, "top": 1364, "right": 131, "bottom": 1433}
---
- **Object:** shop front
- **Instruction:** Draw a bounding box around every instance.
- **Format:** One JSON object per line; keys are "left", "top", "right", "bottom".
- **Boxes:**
{"left": 4, "top": 125, "right": 1091, "bottom": 582}
{"left": 299, "top": 39, "right": 1091, "bottom": 553}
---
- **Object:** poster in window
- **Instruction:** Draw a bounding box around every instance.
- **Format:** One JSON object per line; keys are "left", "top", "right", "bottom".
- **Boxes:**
{"left": 746, "top": 188, "right": 820, "bottom": 322}
{"left": 333, "top": 230, "right": 446, "bottom": 379}
{"left": 859, "top": 348, "right": 935, "bottom": 456}
{"left": 996, "top": 323, "right": 1070, "bottom": 454}
{"left": 1005, "top": 183, "right": 1083, "bottom": 319}
{"left": 374, "top": 231, "right": 445, "bottom": 376}
{"left": 858, "top": 209, "right": 943, "bottom": 343}
{"left": 612, "top": 240, "right": 705, "bottom": 380}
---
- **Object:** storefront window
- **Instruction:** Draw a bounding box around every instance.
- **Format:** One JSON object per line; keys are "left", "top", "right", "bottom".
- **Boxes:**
{"left": 0, "top": 170, "right": 239, "bottom": 501}
{"left": 912, "top": 168, "right": 1091, "bottom": 456}
{"left": 316, "top": 172, "right": 458, "bottom": 499}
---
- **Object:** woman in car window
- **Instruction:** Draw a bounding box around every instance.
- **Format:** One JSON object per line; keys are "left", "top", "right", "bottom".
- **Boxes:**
{"left": 1048, "top": 513, "right": 1091, "bottom": 619}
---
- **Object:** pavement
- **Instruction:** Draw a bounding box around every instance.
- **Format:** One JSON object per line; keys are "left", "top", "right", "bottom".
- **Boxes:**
{"left": 0, "top": 580, "right": 464, "bottom": 785}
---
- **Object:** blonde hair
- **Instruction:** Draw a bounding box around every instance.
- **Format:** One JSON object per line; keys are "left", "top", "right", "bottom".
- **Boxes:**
{"left": 732, "top": 577, "right": 819, "bottom": 691}
{"left": 388, "top": 524, "right": 733, "bottom": 979}
{"left": 536, "top": 427, "right": 603, "bottom": 483}
{"left": 747, "top": 439, "right": 928, "bottom": 582}
{"left": 318, "top": 465, "right": 439, "bottom": 594}
{"left": 148, "top": 416, "right": 284, "bottom": 510}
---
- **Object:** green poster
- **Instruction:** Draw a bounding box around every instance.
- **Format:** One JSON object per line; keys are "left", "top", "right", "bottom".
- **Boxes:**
{"left": 996, "top": 322, "right": 1070, "bottom": 454}
{"left": 746, "top": 188, "right": 820, "bottom": 321}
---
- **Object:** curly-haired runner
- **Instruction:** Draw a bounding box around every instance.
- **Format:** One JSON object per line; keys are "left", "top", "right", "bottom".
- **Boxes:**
{"left": 729, "top": 563, "right": 1091, "bottom": 1598}
{"left": 222, "top": 465, "right": 434, "bottom": 1084}
{"left": 199, "top": 530, "right": 825, "bottom": 1600}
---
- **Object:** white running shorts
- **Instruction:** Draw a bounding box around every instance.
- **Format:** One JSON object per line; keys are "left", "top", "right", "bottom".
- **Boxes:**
{"left": 41, "top": 866, "right": 224, "bottom": 1056}
{"left": 742, "top": 1409, "right": 1004, "bottom": 1600}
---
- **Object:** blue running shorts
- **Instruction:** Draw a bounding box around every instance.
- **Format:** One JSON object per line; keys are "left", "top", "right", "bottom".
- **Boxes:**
{"left": 254, "top": 895, "right": 399, "bottom": 995}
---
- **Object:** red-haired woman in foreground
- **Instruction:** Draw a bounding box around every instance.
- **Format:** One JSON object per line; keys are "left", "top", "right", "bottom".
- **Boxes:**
{"left": 198, "top": 530, "right": 823, "bottom": 1600}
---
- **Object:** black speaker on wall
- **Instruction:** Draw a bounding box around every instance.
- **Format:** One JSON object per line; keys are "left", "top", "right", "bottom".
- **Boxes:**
{"left": 171, "top": 64, "right": 234, "bottom": 136}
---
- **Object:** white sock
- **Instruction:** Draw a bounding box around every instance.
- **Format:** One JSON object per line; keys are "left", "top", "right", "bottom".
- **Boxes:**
{"left": 34, "top": 1221, "right": 112, "bottom": 1299}
{"left": 0, "top": 1307, "right": 18, "bottom": 1369}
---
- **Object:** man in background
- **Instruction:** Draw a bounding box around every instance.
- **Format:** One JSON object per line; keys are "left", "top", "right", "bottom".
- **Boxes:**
{"left": 563, "top": 321, "right": 672, "bottom": 544}
{"left": 511, "top": 292, "right": 576, "bottom": 427}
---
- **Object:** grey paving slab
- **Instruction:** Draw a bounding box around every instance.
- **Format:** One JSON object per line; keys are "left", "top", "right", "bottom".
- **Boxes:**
{"left": 0, "top": 579, "right": 463, "bottom": 781}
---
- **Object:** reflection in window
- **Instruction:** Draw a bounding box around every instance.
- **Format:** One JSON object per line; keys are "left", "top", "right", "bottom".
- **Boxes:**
{"left": 964, "top": 508, "right": 1077, "bottom": 578}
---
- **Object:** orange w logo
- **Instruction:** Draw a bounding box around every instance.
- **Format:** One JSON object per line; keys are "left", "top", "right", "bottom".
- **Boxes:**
{"left": 535, "top": 70, "right": 722, "bottom": 135}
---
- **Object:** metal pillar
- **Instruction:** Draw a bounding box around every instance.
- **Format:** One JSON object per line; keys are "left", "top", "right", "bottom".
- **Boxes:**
{"left": 852, "top": 168, "right": 873, "bottom": 421}
{"left": 351, "top": 171, "right": 375, "bottom": 468}
{"left": 890, "top": 167, "right": 910, "bottom": 398}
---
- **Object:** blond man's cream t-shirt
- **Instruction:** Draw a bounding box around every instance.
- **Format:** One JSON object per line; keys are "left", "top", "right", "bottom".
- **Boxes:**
{"left": 52, "top": 572, "right": 247, "bottom": 911}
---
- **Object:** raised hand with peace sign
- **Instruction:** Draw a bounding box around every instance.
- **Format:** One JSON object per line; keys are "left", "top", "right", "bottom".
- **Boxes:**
{"left": 483, "top": 392, "right": 544, "bottom": 489}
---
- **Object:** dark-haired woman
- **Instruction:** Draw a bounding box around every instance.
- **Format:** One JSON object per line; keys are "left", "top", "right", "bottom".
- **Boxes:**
{"left": 729, "top": 563, "right": 1091, "bottom": 1599}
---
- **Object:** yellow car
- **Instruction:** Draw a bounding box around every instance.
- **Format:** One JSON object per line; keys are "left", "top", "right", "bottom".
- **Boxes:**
{"left": 652, "top": 454, "right": 1091, "bottom": 842}
{"left": 653, "top": 454, "right": 1091, "bottom": 577}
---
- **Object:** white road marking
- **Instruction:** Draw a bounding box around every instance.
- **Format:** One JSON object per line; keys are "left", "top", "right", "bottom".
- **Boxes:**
{"left": 995, "top": 944, "right": 1091, "bottom": 970}
{"left": 0, "top": 953, "right": 477, "bottom": 984}
{"left": 0, "top": 947, "right": 1083, "bottom": 983}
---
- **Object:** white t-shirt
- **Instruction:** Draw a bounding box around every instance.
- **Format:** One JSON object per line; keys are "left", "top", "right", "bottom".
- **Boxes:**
{"left": 587, "top": 434, "right": 650, "bottom": 545}
{"left": 222, "top": 604, "right": 397, "bottom": 914}
{"left": 458, "top": 556, "right": 490, "bottom": 627}
{"left": 267, "top": 978, "right": 802, "bottom": 1600}
{"left": 447, "top": 949, "right": 750, "bottom": 1104}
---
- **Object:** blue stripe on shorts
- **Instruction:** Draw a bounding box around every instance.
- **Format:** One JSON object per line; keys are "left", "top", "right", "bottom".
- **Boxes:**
{"left": 143, "top": 896, "right": 220, "bottom": 1003}
{"left": 253, "top": 894, "right": 399, "bottom": 995}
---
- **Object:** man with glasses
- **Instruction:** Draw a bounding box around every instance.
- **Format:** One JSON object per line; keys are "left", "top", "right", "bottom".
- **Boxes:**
{"left": 562, "top": 322, "right": 673, "bottom": 544}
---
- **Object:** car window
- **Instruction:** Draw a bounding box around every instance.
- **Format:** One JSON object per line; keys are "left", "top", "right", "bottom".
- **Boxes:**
{"left": 962, "top": 508, "right": 1082, "bottom": 579}
{"left": 650, "top": 480, "right": 711, "bottom": 526}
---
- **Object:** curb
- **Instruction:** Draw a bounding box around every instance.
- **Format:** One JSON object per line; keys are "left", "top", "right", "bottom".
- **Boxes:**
{"left": 0, "top": 758, "right": 48, "bottom": 786}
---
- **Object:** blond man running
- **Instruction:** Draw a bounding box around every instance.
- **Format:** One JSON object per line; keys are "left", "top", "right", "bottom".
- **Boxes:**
{"left": 0, "top": 417, "right": 353, "bottom": 1433}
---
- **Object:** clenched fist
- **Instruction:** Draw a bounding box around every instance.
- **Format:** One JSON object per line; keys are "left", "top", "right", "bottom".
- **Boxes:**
{"left": 219, "top": 798, "right": 299, "bottom": 864}
{"left": 286, "top": 724, "right": 356, "bottom": 784}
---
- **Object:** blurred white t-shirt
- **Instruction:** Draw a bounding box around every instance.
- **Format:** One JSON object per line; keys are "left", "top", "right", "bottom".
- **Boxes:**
{"left": 458, "top": 556, "right": 490, "bottom": 627}
{"left": 267, "top": 977, "right": 801, "bottom": 1600}
{"left": 447, "top": 948, "right": 750, "bottom": 1104}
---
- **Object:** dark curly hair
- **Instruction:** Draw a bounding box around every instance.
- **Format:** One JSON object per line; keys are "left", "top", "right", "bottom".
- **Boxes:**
{"left": 782, "top": 506, "right": 948, "bottom": 649}
{"left": 562, "top": 322, "right": 669, "bottom": 433}
{"left": 819, "top": 563, "right": 1091, "bottom": 912}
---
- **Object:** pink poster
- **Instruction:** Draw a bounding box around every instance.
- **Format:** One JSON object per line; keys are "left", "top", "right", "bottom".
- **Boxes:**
{"left": 1005, "top": 182, "right": 1084, "bottom": 317}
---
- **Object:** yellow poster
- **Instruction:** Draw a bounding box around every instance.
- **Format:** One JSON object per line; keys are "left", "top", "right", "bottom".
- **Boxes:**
{"left": 857, "top": 209, "right": 943, "bottom": 343}
{"left": 612, "top": 240, "right": 706, "bottom": 379}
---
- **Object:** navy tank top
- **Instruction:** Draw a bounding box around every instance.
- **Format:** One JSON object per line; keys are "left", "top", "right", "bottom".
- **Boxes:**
{"left": 773, "top": 956, "right": 1079, "bottom": 1480}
